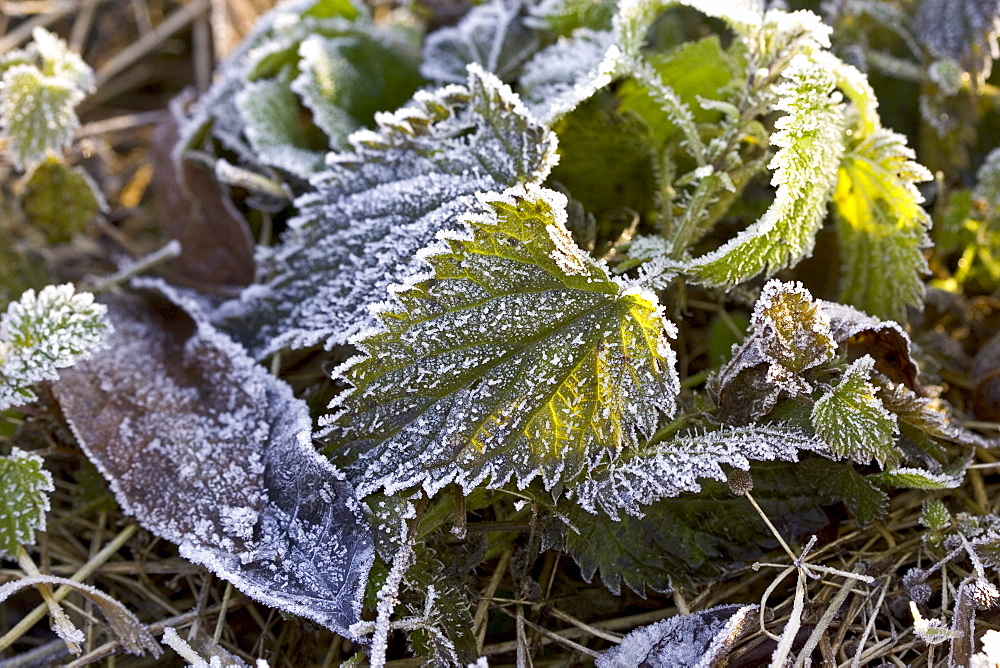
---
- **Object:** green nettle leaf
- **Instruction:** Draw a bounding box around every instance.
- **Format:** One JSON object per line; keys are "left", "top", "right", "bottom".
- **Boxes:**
{"left": 178, "top": 0, "right": 421, "bottom": 181}
{"left": 420, "top": 0, "right": 541, "bottom": 84}
{"left": 0, "top": 448, "right": 54, "bottom": 558}
{"left": 237, "top": 71, "right": 327, "bottom": 176}
{"left": 0, "top": 28, "right": 94, "bottom": 169}
{"left": 527, "top": 0, "right": 617, "bottom": 35}
{"left": 214, "top": 66, "right": 558, "bottom": 359}
{"left": 553, "top": 463, "right": 834, "bottom": 594}
{"left": 291, "top": 33, "right": 422, "bottom": 146}
{"left": 323, "top": 183, "right": 679, "bottom": 497}
{"left": 0, "top": 284, "right": 112, "bottom": 410}
{"left": 572, "top": 424, "right": 828, "bottom": 518}
{"left": 833, "top": 128, "right": 933, "bottom": 322}
{"left": 20, "top": 158, "right": 106, "bottom": 243}
{"left": 799, "top": 459, "right": 888, "bottom": 527}
{"left": 811, "top": 355, "right": 899, "bottom": 467}
{"left": 922, "top": 499, "right": 953, "bottom": 531}
{"left": 548, "top": 101, "right": 658, "bottom": 222}
{"left": 683, "top": 54, "right": 846, "bottom": 286}
{"left": 617, "top": 35, "right": 737, "bottom": 147}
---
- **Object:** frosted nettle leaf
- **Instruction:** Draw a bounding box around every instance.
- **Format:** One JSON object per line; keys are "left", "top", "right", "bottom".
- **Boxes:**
{"left": 800, "top": 459, "right": 888, "bottom": 526}
{"left": 526, "top": 0, "right": 616, "bottom": 34}
{"left": 0, "top": 448, "right": 54, "bottom": 558}
{"left": 811, "top": 356, "right": 899, "bottom": 467}
{"left": 711, "top": 281, "right": 835, "bottom": 424}
{"left": 0, "top": 574, "right": 160, "bottom": 657}
{"left": 323, "top": 183, "right": 679, "bottom": 497}
{"left": 0, "top": 28, "right": 94, "bottom": 169}
{"left": 870, "top": 467, "right": 963, "bottom": 489}
{"left": 519, "top": 29, "right": 621, "bottom": 123}
{"left": 682, "top": 54, "right": 845, "bottom": 286}
{"left": 573, "top": 424, "right": 828, "bottom": 518}
{"left": 0, "top": 284, "right": 111, "bottom": 410}
{"left": 553, "top": 462, "right": 834, "bottom": 594}
{"left": 421, "top": 0, "right": 541, "bottom": 84}
{"left": 178, "top": 0, "right": 420, "bottom": 180}
{"left": 913, "top": 0, "right": 1000, "bottom": 85}
{"left": 50, "top": 292, "right": 374, "bottom": 638}
{"left": 214, "top": 66, "right": 558, "bottom": 358}
{"left": 596, "top": 604, "right": 757, "bottom": 668}
{"left": 237, "top": 72, "right": 327, "bottom": 177}
{"left": 833, "top": 128, "right": 933, "bottom": 322}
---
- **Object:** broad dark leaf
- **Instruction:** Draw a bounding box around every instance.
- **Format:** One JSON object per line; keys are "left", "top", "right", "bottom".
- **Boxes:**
{"left": 51, "top": 292, "right": 373, "bottom": 638}
{"left": 552, "top": 462, "right": 833, "bottom": 595}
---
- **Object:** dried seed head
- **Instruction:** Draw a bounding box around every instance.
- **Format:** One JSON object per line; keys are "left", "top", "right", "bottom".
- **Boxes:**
{"left": 727, "top": 469, "right": 754, "bottom": 495}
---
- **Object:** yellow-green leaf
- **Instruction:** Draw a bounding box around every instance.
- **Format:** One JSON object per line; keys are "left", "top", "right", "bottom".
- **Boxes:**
{"left": 323, "top": 183, "right": 680, "bottom": 497}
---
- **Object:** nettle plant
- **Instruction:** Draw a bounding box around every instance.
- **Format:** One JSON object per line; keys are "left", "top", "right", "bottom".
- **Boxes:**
{"left": 3, "top": 0, "right": 999, "bottom": 664}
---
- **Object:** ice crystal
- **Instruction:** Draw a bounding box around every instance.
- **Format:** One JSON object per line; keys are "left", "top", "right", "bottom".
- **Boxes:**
{"left": 0, "top": 284, "right": 111, "bottom": 410}
{"left": 0, "top": 28, "right": 94, "bottom": 168}
{"left": 323, "top": 183, "right": 679, "bottom": 498}
{"left": 573, "top": 425, "right": 829, "bottom": 518}
{"left": 0, "top": 448, "right": 54, "bottom": 558}
{"left": 213, "top": 66, "right": 558, "bottom": 359}
{"left": 596, "top": 604, "right": 758, "bottom": 668}
{"left": 812, "top": 355, "right": 899, "bottom": 467}
{"left": 51, "top": 291, "right": 374, "bottom": 638}
{"left": 421, "top": 0, "right": 541, "bottom": 84}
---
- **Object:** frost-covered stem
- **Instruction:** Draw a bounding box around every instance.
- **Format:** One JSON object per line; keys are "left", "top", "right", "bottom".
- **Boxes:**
{"left": 161, "top": 628, "right": 203, "bottom": 664}
{"left": 0, "top": 523, "right": 138, "bottom": 653}
{"left": 667, "top": 172, "right": 721, "bottom": 257}
{"left": 744, "top": 491, "right": 797, "bottom": 562}
{"left": 90, "top": 240, "right": 182, "bottom": 293}
{"left": 16, "top": 546, "right": 82, "bottom": 655}
{"left": 770, "top": 569, "right": 807, "bottom": 667}
{"left": 629, "top": 57, "right": 708, "bottom": 167}
{"left": 371, "top": 537, "right": 415, "bottom": 668}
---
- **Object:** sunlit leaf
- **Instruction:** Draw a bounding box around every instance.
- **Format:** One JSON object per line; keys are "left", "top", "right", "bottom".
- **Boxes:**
{"left": 0, "top": 448, "right": 54, "bottom": 558}
{"left": 833, "top": 128, "right": 932, "bottom": 322}
{"left": 323, "top": 183, "right": 679, "bottom": 497}
{"left": 710, "top": 280, "right": 835, "bottom": 424}
{"left": 812, "top": 355, "right": 899, "bottom": 467}
{"left": 214, "top": 66, "right": 558, "bottom": 358}
{"left": 682, "top": 54, "right": 845, "bottom": 285}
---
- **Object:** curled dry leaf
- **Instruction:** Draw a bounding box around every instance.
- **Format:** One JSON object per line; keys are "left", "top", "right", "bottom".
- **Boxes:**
{"left": 596, "top": 604, "right": 758, "bottom": 668}
{"left": 151, "top": 99, "right": 255, "bottom": 294}
{"left": 50, "top": 291, "right": 373, "bottom": 639}
{"left": 0, "top": 574, "right": 161, "bottom": 657}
